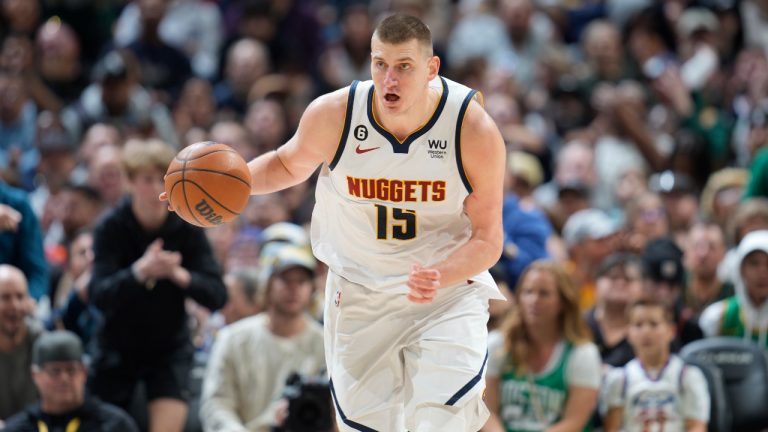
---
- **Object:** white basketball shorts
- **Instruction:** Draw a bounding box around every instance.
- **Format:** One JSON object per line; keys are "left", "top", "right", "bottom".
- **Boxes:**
{"left": 323, "top": 271, "right": 494, "bottom": 432}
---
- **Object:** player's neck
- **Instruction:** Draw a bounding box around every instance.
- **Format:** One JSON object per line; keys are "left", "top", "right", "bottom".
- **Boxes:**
{"left": 267, "top": 310, "right": 307, "bottom": 338}
{"left": 638, "top": 349, "right": 670, "bottom": 370}
{"left": 374, "top": 86, "right": 439, "bottom": 141}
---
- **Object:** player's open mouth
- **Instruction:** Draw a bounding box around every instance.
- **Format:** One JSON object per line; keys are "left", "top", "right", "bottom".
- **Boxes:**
{"left": 384, "top": 93, "right": 400, "bottom": 102}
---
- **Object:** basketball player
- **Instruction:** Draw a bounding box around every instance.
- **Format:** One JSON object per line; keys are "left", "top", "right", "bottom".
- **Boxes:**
{"left": 603, "top": 299, "right": 710, "bottom": 432}
{"left": 164, "top": 14, "right": 506, "bottom": 431}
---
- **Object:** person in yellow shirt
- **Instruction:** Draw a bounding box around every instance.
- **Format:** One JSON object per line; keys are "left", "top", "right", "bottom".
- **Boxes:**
{"left": 562, "top": 208, "right": 619, "bottom": 310}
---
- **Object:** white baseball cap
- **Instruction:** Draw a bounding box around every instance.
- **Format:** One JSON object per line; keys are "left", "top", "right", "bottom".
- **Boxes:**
{"left": 562, "top": 208, "right": 618, "bottom": 248}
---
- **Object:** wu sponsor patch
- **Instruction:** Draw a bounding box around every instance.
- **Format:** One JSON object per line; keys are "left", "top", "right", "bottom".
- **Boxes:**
{"left": 426, "top": 139, "right": 448, "bottom": 159}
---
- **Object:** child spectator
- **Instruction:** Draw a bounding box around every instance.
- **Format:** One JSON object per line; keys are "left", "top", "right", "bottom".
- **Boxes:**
{"left": 603, "top": 298, "right": 710, "bottom": 432}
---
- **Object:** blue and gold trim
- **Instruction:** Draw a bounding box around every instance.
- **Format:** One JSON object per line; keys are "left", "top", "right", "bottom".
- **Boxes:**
{"left": 330, "top": 379, "right": 378, "bottom": 431}
{"left": 445, "top": 350, "right": 488, "bottom": 406}
{"left": 455, "top": 89, "right": 477, "bottom": 193}
{"left": 366, "top": 76, "right": 449, "bottom": 154}
{"left": 330, "top": 80, "right": 359, "bottom": 170}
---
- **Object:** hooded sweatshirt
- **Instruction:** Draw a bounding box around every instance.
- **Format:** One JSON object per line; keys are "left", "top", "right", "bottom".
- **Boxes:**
{"left": 699, "top": 230, "right": 768, "bottom": 347}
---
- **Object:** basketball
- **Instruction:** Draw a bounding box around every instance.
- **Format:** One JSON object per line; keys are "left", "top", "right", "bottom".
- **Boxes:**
{"left": 164, "top": 141, "right": 252, "bottom": 228}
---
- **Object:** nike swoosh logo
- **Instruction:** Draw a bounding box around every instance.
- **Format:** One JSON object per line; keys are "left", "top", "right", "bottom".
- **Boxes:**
{"left": 355, "top": 145, "right": 380, "bottom": 154}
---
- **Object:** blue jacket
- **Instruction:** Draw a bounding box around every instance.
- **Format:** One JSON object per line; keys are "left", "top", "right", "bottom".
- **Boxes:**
{"left": 0, "top": 183, "right": 47, "bottom": 300}
{"left": 500, "top": 194, "right": 552, "bottom": 289}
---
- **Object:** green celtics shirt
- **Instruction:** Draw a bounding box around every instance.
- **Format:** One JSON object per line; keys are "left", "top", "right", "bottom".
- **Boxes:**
{"left": 487, "top": 333, "right": 601, "bottom": 432}
{"left": 719, "top": 297, "right": 768, "bottom": 347}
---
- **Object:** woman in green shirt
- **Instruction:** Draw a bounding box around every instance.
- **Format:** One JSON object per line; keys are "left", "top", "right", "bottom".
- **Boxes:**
{"left": 484, "top": 261, "right": 602, "bottom": 432}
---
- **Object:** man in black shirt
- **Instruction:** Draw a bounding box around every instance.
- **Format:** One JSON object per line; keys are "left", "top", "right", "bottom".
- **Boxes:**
{"left": 87, "top": 139, "right": 226, "bottom": 432}
{"left": 3, "top": 330, "right": 138, "bottom": 432}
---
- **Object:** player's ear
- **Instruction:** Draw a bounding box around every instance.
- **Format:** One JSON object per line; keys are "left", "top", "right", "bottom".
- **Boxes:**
{"left": 427, "top": 55, "right": 440, "bottom": 80}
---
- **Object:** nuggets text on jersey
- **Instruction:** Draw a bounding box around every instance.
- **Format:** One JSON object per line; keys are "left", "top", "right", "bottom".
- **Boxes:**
{"left": 346, "top": 176, "right": 446, "bottom": 202}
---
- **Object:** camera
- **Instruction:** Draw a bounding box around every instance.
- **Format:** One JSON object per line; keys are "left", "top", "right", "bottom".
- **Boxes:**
{"left": 282, "top": 373, "right": 333, "bottom": 432}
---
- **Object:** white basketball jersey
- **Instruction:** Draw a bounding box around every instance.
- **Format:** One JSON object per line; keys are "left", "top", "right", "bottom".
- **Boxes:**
{"left": 620, "top": 356, "right": 691, "bottom": 432}
{"left": 311, "top": 76, "right": 500, "bottom": 296}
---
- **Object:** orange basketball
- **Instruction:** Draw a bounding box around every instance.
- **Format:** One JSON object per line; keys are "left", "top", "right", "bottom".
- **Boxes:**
{"left": 164, "top": 141, "right": 252, "bottom": 228}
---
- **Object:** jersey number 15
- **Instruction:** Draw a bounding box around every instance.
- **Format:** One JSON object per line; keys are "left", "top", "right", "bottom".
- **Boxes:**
{"left": 375, "top": 205, "right": 416, "bottom": 240}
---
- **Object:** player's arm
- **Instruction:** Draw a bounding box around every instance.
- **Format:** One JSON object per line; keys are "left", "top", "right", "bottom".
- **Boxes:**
{"left": 247, "top": 88, "right": 348, "bottom": 195}
{"left": 439, "top": 100, "right": 505, "bottom": 278}
{"left": 408, "top": 99, "right": 504, "bottom": 300}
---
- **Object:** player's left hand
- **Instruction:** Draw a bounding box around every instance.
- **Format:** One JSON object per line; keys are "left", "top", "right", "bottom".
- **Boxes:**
{"left": 158, "top": 192, "right": 175, "bottom": 211}
{"left": 407, "top": 264, "right": 441, "bottom": 304}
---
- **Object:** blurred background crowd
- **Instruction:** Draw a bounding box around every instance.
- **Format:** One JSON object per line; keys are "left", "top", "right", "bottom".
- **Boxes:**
{"left": 2, "top": 0, "right": 768, "bottom": 430}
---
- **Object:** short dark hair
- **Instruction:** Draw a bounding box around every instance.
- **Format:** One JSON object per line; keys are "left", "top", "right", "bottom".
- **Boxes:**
{"left": 374, "top": 14, "right": 432, "bottom": 54}
{"left": 627, "top": 297, "right": 674, "bottom": 323}
{"left": 596, "top": 253, "right": 640, "bottom": 279}
{"left": 63, "top": 182, "right": 102, "bottom": 204}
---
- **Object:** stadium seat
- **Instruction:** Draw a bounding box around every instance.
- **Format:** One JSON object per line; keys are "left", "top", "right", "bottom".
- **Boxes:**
{"left": 681, "top": 337, "right": 768, "bottom": 432}
{"left": 681, "top": 356, "right": 731, "bottom": 432}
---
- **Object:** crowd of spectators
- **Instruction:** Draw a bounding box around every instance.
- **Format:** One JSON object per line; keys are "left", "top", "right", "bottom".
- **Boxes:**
{"left": 2, "top": 0, "right": 768, "bottom": 430}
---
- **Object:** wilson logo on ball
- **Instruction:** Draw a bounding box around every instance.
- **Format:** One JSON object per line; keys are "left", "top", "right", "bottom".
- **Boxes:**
{"left": 195, "top": 199, "right": 224, "bottom": 225}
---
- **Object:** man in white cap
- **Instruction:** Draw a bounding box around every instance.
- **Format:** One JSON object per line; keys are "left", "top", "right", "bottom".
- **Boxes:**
{"left": 562, "top": 208, "right": 619, "bottom": 310}
{"left": 200, "top": 245, "right": 326, "bottom": 432}
{"left": 699, "top": 230, "right": 768, "bottom": 347}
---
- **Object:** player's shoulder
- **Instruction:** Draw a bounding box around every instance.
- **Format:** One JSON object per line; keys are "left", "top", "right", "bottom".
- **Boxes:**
{"left": 450, "top": 82, "right": 498, "bottom": 144}
{"left": 461, "top": 95, "right": 493, "bottom": 129}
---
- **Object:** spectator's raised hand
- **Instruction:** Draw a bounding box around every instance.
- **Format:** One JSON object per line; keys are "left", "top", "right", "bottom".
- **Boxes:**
{"left": 0, "top": 203, "right": 22, "bottom": 232}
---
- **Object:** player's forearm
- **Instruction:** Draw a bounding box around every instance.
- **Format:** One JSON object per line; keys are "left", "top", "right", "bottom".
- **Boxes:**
{"left": 248, "top": 150, "right": 312, "bottom": 195}
{"left": 432, "top": 232, "right": 502, "bottom": 288}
